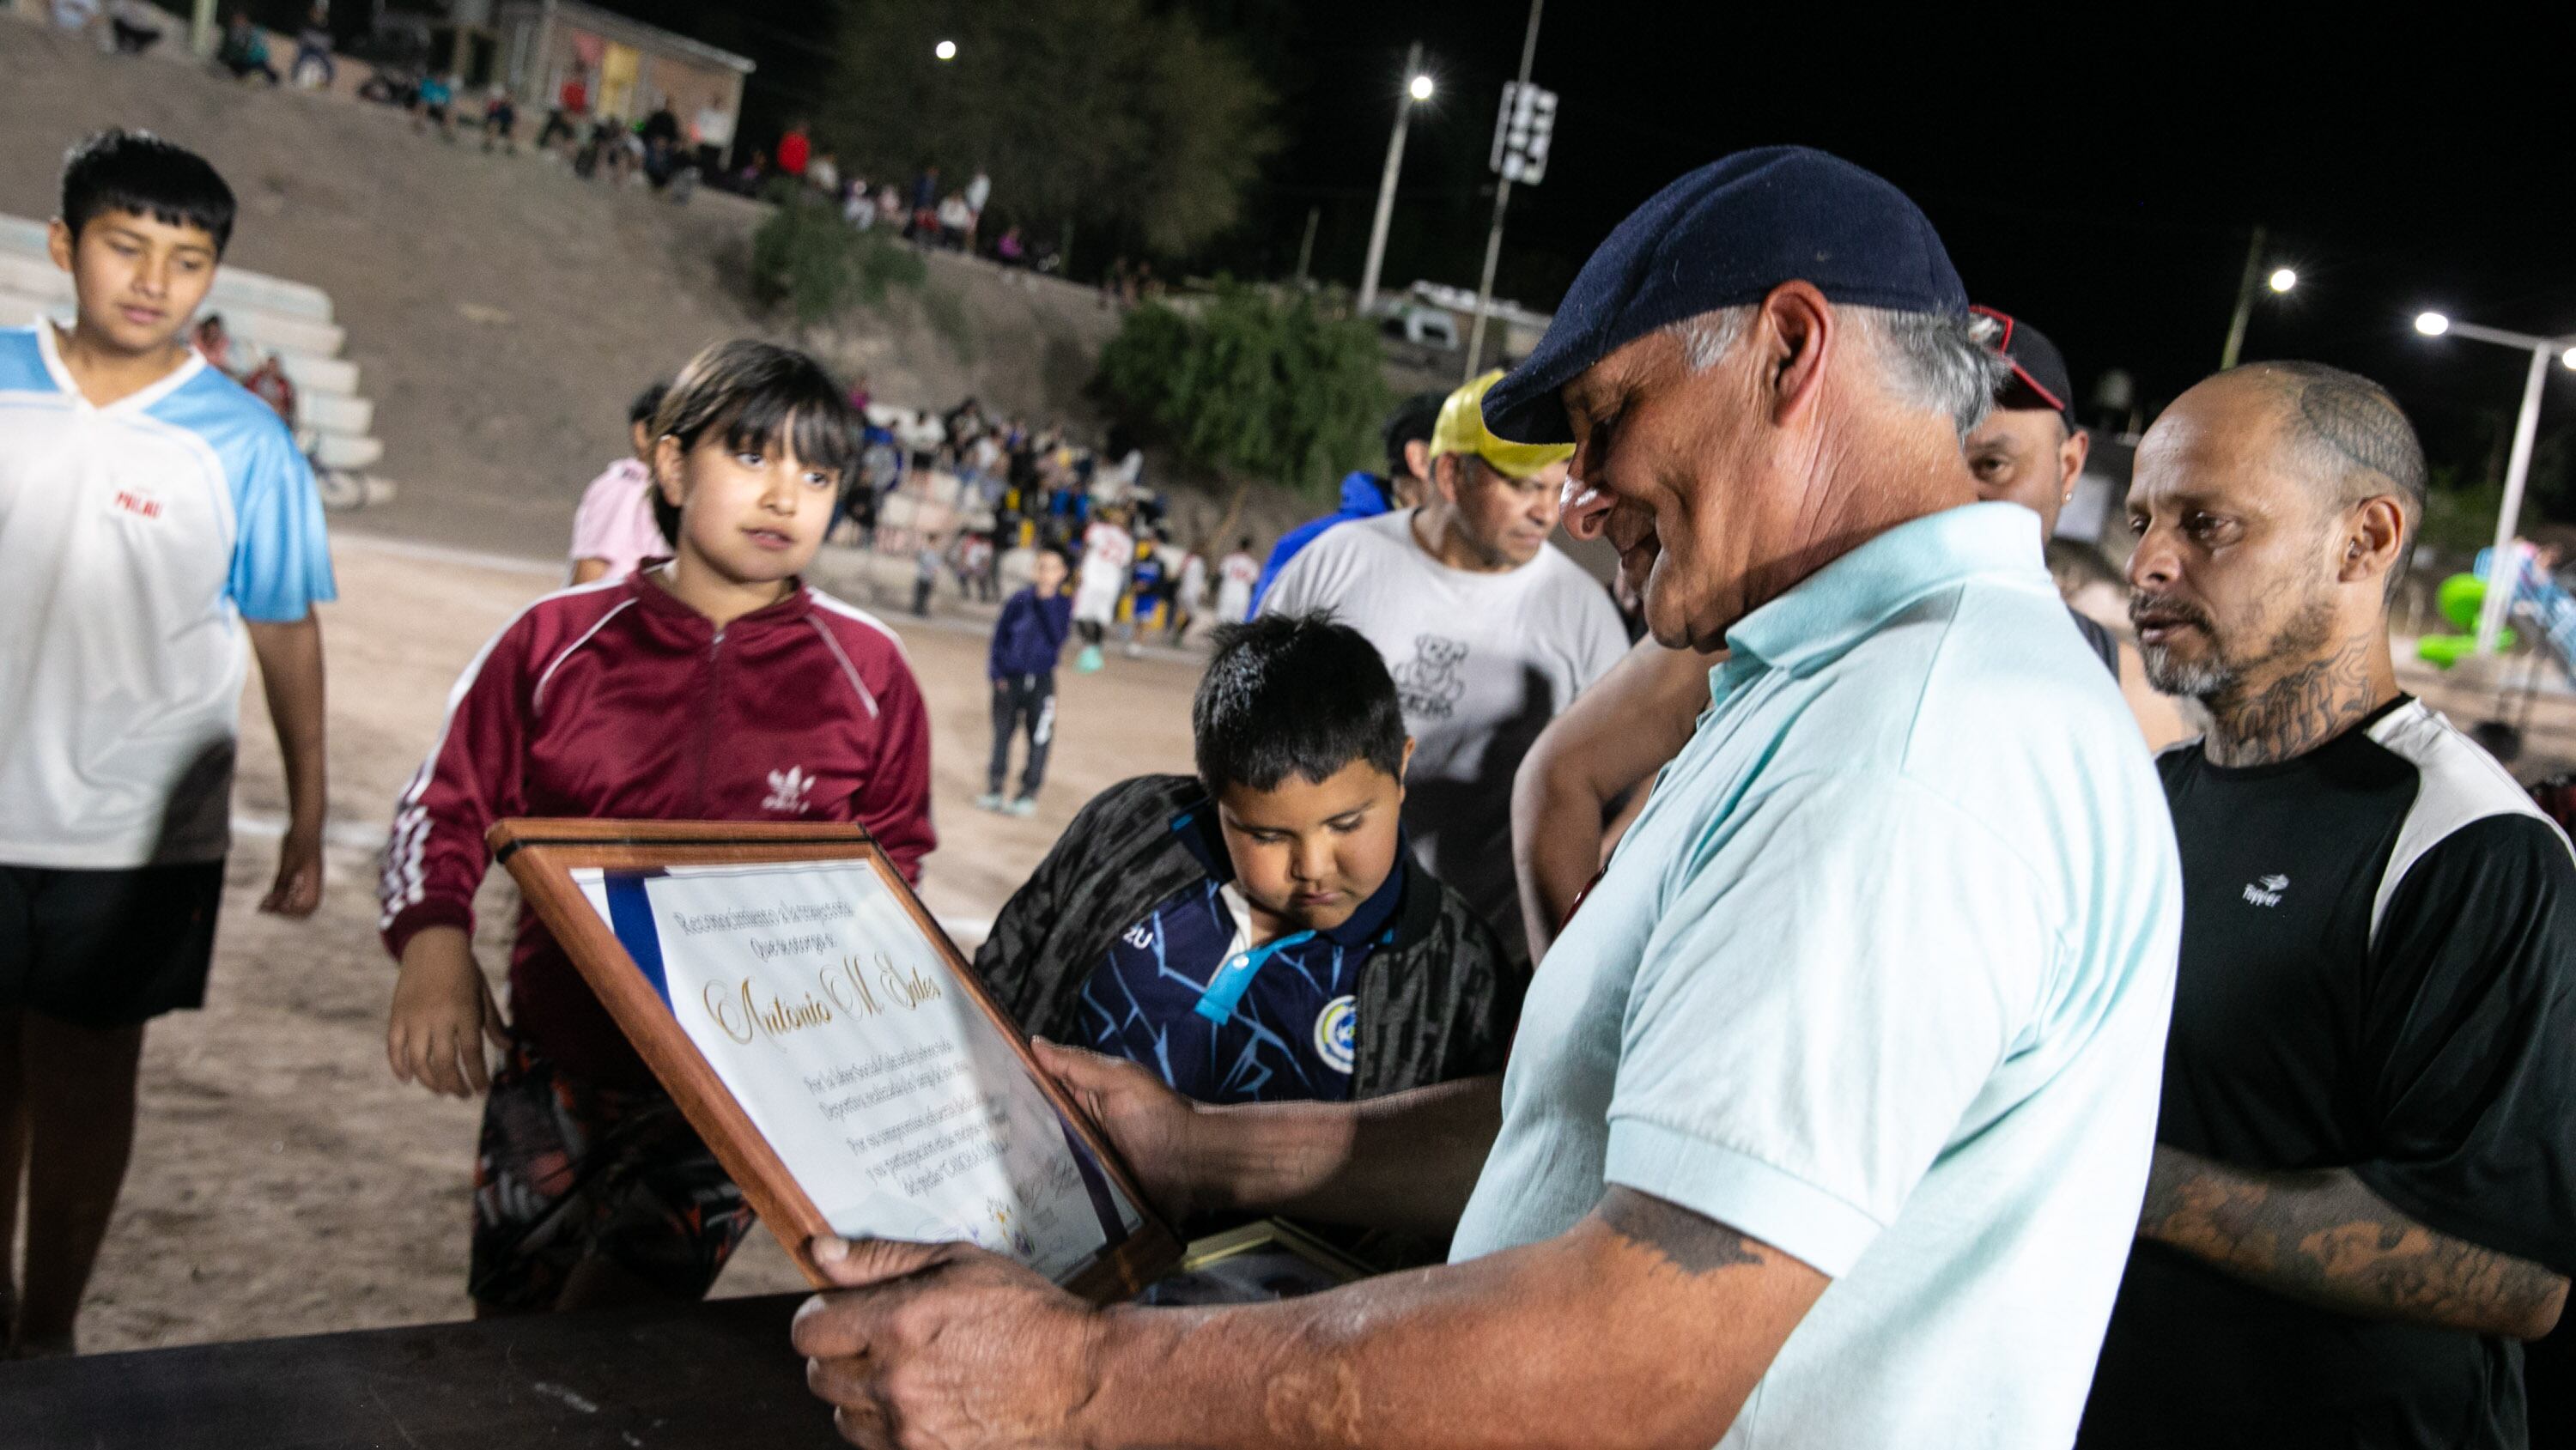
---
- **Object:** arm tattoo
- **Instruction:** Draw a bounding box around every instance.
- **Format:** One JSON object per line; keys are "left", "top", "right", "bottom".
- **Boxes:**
{"left": 2140, "top": 1146, "right": 2567, "bottom": 1338}
{"left": 1600, "top": 1187, "right": 1765, "bottom": 1277}
{"left": 2202, "top": 634, "right": 2383, "bottom": 767}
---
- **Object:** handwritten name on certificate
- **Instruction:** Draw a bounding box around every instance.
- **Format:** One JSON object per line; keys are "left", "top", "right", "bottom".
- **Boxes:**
{"left": 574, "top": 858, "right": 1143, "bottom": 1279}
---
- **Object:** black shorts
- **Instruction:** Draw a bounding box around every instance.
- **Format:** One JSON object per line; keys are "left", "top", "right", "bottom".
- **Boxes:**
{"left": 0, "top": 860, "right": 226, "bottom": 1028}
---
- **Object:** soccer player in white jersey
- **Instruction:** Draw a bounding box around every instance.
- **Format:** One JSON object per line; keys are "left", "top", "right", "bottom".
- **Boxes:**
{"left": 0, "top": 130, "right": 336, "bottom": 1355}
{"left": 1069, "top": 504, "right": 1135, "bottom": 673}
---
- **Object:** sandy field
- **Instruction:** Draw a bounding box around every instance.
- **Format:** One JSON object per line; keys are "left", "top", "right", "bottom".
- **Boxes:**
{"left": 69, "top": 532, "right": 1202, "bottom": 1351}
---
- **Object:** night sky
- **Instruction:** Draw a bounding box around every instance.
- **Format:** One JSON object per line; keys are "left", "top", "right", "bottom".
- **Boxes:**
{"left": 615, "top": 0, "right": 2576, "bottom": 503}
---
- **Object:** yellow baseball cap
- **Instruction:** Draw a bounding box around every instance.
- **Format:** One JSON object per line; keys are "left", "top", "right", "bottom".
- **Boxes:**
{"left": 1431, "top": 370, "right": 1576, "bottom": 479}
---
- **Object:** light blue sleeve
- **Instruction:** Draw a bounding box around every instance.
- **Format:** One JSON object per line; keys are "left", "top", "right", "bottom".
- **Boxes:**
{"left": 1601, "top": 769, "right": 2057, "bottom": 1277}
{"left": 228, "top": 424, "right": 337, "bottom": 622}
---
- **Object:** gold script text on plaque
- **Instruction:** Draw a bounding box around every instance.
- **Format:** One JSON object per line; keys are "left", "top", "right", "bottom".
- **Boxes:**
{"left": 705, "top": 954, "right": 944, "bottom": 1047}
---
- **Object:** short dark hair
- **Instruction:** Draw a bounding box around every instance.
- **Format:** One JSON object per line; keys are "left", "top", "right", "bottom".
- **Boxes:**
{"left": 628, "top": 381, "right": 669, "bottom": 427}
{"left": 1194, "top": 614, "right": 1406, "bottom": 794}
{"left": 647, "top": 340, "right": 860, "bottom": 547}
{"left": 1383, "top": 390, "right": 1446, "bottom": 476}
{"left": 2229, "top": 361, "right": 2428, "bottom": 595}
{"left": 60, "top": 130, "right": 236, "bottom": 256}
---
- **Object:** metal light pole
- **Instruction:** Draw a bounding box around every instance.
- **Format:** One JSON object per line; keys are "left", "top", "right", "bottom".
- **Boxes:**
{"left": 1357, "top": 42, "right": 1429, "bottom": 316}
{"left": 2415, "top": 312, "right": 2576, "bottom": 656}
{"left": 2218, "top": 226, "right": 2300, "bottom": 371}
{"left": 2219, "top": 225, "right": 2268, "bottom": 371}
{"left": 1463, "top": 0, "right": 1545, "bottom": 382}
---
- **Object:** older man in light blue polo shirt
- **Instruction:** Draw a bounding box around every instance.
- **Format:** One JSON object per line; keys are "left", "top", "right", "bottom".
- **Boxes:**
{"left": 790, "top": 147, "right": 2181, "bottom": 1450}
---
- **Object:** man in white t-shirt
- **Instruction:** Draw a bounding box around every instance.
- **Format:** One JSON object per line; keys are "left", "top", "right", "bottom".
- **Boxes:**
{"left": 1070, "top": 507, "right": 1134, "bottom": 672}
{"left": 1261, "top": 368, "right": 1625, "bottom": 957}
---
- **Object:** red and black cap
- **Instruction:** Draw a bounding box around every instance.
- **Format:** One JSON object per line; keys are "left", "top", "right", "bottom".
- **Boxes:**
{"left": 1968, "top": 305, "right": 2073, "bottom": 422}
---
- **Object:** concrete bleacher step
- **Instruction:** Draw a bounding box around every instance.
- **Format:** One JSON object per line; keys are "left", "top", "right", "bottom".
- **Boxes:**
{"left": 313, "top": 433, "right": 381, "bottom": 470}
{"left": 0, "top": 215, "right": 337, "bottom": 324}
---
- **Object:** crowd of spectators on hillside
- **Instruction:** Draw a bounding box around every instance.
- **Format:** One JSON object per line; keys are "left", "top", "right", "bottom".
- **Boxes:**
{"left": 43, "top": 2, "right": 1091, "bottom": 280}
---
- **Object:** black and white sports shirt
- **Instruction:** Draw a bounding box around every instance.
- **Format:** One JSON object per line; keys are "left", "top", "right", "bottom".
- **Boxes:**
{"left": 2084, "top": 695, "right": 2576, "bottom": 1450}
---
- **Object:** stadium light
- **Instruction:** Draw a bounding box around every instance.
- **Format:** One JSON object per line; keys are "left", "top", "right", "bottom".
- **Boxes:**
{"left": 1358, "top": 41, "right": 1434, "bottom": 314}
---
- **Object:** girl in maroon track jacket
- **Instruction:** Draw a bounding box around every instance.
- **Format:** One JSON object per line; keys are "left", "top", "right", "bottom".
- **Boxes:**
{"left": 375, "top": 341, "right": 936, "bottom": 1313}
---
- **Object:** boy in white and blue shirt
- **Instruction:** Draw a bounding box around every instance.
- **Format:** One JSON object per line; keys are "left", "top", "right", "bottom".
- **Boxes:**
{"left": 0, "top": 130, "right": 333, "bottom": 1355}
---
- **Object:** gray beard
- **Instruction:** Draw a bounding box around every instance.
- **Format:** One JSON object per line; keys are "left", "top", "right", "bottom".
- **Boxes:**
{"left": 2142, "top": 592, "right": 2339, "bottom": 709}
{"left": 2139, "top": 642, "right": 2235, "bottom": 700}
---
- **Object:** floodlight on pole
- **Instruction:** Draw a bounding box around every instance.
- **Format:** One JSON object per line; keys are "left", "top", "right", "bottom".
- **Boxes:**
{"left": 934, "top": 39, "right": 957, "bottom": 60}
{"left": 2268, "top": 268, "right": 2298, "bottom": 294}
{"left": 2415, "top": 312, "right": 2576, "bottom": 656}
{"left": 1357, "top": 41, "right": 1430, "bottom": 316}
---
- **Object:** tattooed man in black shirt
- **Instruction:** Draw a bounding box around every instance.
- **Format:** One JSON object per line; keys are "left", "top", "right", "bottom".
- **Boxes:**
{"left": 2081, "top": 362, "right": 2576, "bottom": 1450}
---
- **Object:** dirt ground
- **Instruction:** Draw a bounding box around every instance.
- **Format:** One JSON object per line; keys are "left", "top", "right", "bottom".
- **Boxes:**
{"left": 69, "top": 533, "right": 1203, "bottom": 1352}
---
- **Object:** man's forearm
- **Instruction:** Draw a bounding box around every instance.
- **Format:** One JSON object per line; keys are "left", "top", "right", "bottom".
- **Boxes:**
{"left": 1194, "top": 1076, "right": 1501, "bottom": 1238}
{"left": 2140, "top": 1144, "right": 2567, "bottom": 1338}
{"left": 1077, "top": 1196, "right": 1809, "bottom": 1450}
{"left": 247, "top": 616, "right": 328, "bottom": 829}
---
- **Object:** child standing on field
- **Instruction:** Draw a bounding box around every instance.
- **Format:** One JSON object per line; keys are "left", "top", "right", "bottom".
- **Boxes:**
{"left": 0, "top": 130, "right": 335, "bottom": 1356}
{"left": 981, "top": 548, "right": 1072, "bottom": 816}
{"left": 379, "top": 340, "right": 934, "bottom": 1315}
{"left": 566, "top": 381, "right": 669, "bottom": 584}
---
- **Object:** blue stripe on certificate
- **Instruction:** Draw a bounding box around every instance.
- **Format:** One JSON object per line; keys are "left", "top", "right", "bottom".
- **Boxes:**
{"left": 603, "top": 870, "right": 675, "bottom": 1006}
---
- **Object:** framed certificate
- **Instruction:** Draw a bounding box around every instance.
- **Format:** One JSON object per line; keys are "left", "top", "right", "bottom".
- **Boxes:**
{"left": 489, "top": 819, "right": 1183, "bottom": 1301}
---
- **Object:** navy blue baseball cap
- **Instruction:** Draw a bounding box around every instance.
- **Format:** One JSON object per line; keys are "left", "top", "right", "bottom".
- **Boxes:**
{"left": 1482, "top": 146, "right": 1969, "bottom": 446}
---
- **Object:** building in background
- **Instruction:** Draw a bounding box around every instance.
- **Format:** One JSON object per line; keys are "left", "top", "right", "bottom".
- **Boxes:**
{"left": 489, "top": 0, "right": 750, "bottom": 155}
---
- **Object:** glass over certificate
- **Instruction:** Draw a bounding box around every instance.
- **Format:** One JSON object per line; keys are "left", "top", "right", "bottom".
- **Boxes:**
{"left": 490, "top": 821, "right": 1181, "bottom": 1299}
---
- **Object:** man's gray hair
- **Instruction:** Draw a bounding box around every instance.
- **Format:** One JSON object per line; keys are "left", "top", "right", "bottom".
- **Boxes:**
{"left": 1666, "top": 304, "right": 2008, "bottom": 438}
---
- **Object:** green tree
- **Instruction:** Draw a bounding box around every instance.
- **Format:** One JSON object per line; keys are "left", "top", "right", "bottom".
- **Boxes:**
{"left": 750, "top": 185, "right": 927, "bottom": 326}
{"left": 821, "top": 0, "right": 1279, "bottom": 261}
{"left": 1097, "top": 284, "right": 1388, "bottom": 494}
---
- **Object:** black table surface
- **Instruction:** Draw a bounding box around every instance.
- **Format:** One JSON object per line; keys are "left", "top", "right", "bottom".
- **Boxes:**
{"left": 3, "top": 1292, "right": 848, "bottom": 1449}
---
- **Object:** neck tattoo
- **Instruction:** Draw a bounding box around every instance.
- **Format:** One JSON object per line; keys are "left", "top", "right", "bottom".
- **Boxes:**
{"left": 2202, "top": 635, "right": 2384, "bottom": 767}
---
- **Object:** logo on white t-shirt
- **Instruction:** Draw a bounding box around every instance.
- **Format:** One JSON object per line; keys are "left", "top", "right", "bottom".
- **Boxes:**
{"left": 110, "top": 488, "right": 165, "bottom": 521}
{"left": 1390, "top": 634, "right": 1471, "bottom": 721}
{"left": 762, "top": 767, "right": 815, "bottom": 814}
{"left": 2241, "top": 873, "right": 2288, "bottom": 907}
{"left": 1314, "top": 995, "right": 1357, "bottom": 1075}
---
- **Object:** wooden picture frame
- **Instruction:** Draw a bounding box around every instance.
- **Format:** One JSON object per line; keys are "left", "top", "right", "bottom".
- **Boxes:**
{"left": 489, "top": 818, "right": 1183, "bottom": 1302}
